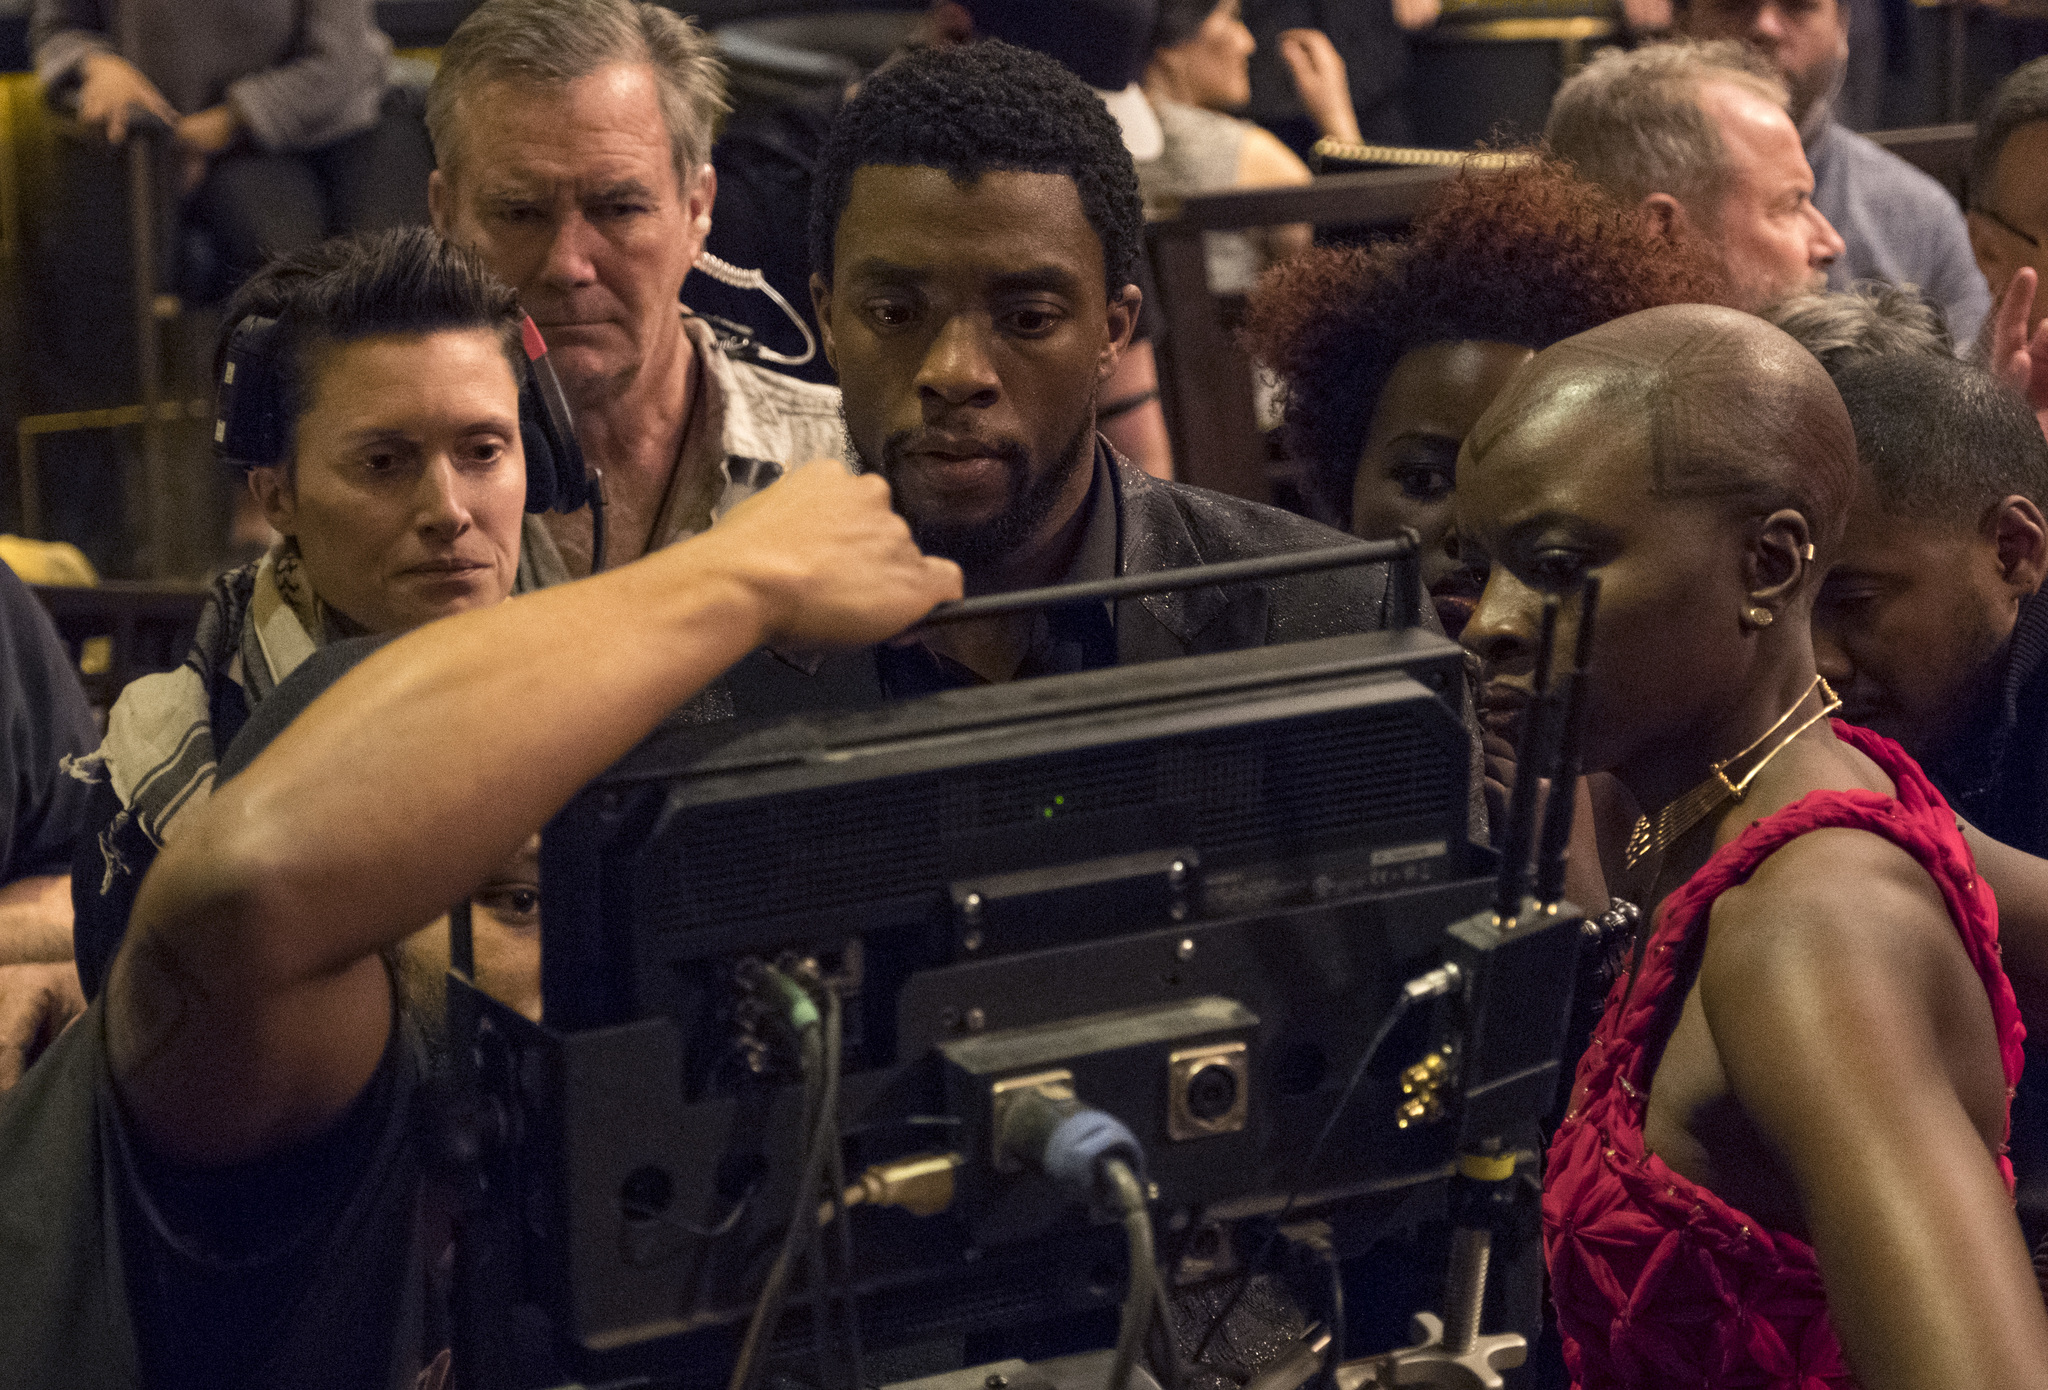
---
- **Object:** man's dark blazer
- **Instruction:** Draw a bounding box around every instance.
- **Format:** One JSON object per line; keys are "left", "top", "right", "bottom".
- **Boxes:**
{"left": 722, "top": 455, "right": 1425, "bottom": 719}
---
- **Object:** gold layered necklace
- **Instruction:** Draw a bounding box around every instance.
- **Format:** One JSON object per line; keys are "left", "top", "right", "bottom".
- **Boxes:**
{"left": 1623, "top": 674, "right": 1841, "bottom": 871}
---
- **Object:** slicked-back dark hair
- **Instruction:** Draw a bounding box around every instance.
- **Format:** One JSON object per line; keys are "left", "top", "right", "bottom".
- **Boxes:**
{"left": 1832, "top": 354, "right": 2048, "bottom": 527}
{"left": 809, "top": 39, "right": 1143, "bottom": 296}
{"left": 217, "top": 226, "right": 526, "bottom": 471}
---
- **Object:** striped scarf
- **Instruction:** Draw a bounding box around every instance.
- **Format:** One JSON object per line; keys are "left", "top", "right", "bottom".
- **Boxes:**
{"left": 66, "top": 540, "right": 338, "bottom": 883}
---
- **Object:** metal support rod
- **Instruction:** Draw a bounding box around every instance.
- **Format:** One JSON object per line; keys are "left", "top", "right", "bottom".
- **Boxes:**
{"left": 119, "top": 0, "right": 173, "bottom": 579}
{"left": 1442, "top": 1227, "right": 1491, "bottom": 1356}
{"left": 916, "top": 537, "right": 1418, "bottom": 627}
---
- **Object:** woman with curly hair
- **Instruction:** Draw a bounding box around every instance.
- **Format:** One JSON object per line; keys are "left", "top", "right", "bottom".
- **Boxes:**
{"left": 1240, "top": 157, "right": 1730, "bottom": 641}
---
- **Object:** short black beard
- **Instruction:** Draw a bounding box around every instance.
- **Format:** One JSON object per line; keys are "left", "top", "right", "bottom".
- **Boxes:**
{"left": 846, "top": 413, "right": 1098, "bottom": 576}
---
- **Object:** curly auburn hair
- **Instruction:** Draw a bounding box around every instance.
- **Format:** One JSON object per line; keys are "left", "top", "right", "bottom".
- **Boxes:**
{"left": 1239, "top": 157, "right": 1731, "bottom": 523}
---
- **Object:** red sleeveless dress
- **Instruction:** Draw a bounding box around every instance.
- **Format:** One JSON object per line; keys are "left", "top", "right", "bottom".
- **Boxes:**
{"left": 1542, "top": 721, "right": 2026, "bottom": 1390}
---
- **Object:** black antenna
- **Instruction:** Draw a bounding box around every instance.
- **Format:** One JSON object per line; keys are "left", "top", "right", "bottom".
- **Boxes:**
{"left": 1389, "top": 526, "right": 1423, "bottom": 630}
{"left": 916, "top": 535, "right": 1421, "bottom": 628}
{"left": 1492, "top": 595, "right": 1560, "bottom": 919}
{"left": 1535, "top": 576, "right": 1601, "bottom": 906}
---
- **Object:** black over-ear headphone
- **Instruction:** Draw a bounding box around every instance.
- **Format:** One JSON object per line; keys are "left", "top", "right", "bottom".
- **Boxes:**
{"left": 214, "top": 313, "right": 608, "bottom": 567}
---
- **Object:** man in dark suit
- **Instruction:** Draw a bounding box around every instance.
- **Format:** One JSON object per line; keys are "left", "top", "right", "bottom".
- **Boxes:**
{"left": 734, "top": 39, "right": 1431, "bottom": 717}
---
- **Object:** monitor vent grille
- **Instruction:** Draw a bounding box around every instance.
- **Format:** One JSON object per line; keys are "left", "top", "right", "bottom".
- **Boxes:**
{"left": 644, "top": 703, "right": 1459, "bottom": 933}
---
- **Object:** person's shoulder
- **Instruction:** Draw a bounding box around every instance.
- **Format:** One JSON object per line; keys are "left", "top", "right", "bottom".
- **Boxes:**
{"left": 1710, "top": 800, "right": 1966, "bottom": 981}
{"left": 698, "top": 327, "right": 845, "bottom": 464}
{"left": 1154, "top": 97, "right": 1249, "bottom": 141}
{"left": 1237, "top": 126, "right": 1312, "bottom": 189}
{"left": 727, "top": 352, "right": 842, "bottom": 419}
{"left": 1126, "top": 462, "right": 1357, "bottom": 557}
{"left": 1826, "top": 124, "right": 1962, "bottom": 209}
{"left": 1119, "top": 462, "right": 1396, "bottom": 636}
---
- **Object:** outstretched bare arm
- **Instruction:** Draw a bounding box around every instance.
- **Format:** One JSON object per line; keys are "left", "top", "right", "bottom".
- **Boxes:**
{"left": 109, "top": 462, "right": 962, "bottom": 1165}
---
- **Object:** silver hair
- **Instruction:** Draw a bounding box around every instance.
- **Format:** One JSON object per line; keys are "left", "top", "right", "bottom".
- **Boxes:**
{"left": 1545, "top": 40, "right": 1789, "bottom": 211}
{"left": 426, "top": 0, "right": 730, "bottom": 183}
{"left": 1760, "top": 282, "right": 1953, "bottom": 375}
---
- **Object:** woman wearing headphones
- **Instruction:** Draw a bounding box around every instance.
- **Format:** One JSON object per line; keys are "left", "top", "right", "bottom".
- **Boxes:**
{"left": 67, "top": 227, "right": 535, "bottom": 1003}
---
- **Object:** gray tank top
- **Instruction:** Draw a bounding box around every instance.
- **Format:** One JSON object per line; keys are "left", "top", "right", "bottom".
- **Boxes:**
{"left": 1137, "top": 98, "right": 1264, "bottom": 295}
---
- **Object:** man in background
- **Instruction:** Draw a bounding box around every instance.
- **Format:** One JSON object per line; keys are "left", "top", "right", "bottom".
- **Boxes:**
{"left": 426, "top": 0, "right": 844, "bottom": 580}
{"left": 1546, "top": 41, "right": 1844, "bottom": 313}
{"left": 1677, "top": 0, "right": 1990, "bottom": 344}
{"left": 1816, "top": 354, "right": 2048, "bottom": 857}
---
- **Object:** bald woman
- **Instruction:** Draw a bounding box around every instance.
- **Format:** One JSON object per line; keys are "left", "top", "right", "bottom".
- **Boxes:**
{"left": 1458, "top": 305, "right": 2048, "bottom": 1390}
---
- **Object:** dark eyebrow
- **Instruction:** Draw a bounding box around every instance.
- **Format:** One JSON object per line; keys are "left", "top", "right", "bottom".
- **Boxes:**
{"left": 842, "top": 257, "right": 926, "bottom": 285}
{"left": 586, "top": 180, "right": 656, "bottom": 202}
{"left": 337, "top": 418, "right": 516, "bottom": 449}
{"left": 1383, "top": 427, "right": 1463, "bottom": 448}
{"left": 839, "top": 259, "right": 1084, "bottom": 296}
{"left": 988, "top": 267, "right": 1084, "bottom": 296}
{"left": 1500, "top": 509, "right": 1614, "bottom": 546}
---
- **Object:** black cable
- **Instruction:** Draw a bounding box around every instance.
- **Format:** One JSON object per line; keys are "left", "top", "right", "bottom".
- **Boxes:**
{"left": 728, "top": 984, "right": 841, "bottom": 1390}
{"left": 1150, "top": 1265, "right": 1185, "bottom": 1390}
{"left": 1104, "top": 1158, "right": 1158, "bottom": 1390}
{"left": 823, "top": 1083, "right": 864, "bottom": 1390}
{"left": 1316, "top": 1244, "right": 1345, "bottom": 1390}
{"left": 682, "top": 1184, "right": 755, "bottom": 1239}
{"left": 804, "top": 1176, "right": 832, "bottom": 1390}
{"left": 1493, "top": 596, "right": 1560, "bottom": 918}
{"left": 586, "top": 471, "right": 609, "bottom": 575}
{"left": 1191, "top": 978, "right": 1441, "bottom": 1364}
{"left": 1534, "top": 576, "right": 1601, "bottom": 906}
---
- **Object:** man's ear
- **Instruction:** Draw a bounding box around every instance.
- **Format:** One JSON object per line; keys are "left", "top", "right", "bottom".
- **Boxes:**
{"left": 428, "top": 168, "right": 451, "bottom": 237}
{"left": 809, "top": 272, "right": 839, "bottom": 374}
{"left": 1988, "top": 494, "right": 2048, "bottom": 595}
{"left": 1101, "top": 283, "right": 1141, "bottom": 381}
{"left": 246, "top": 466, "right": 297, "bottom": 537}
{"left": 683, "top": 163, "right": 717, "bottom": 259}
{"left": 925, "top": 1, "right": 974, "bottom": 43}
{"left": 1747, "top": 507, "right": 1814, "bottom": 618}
{"left": 1639, "top": 192, "right": 1688, "bottom": 242}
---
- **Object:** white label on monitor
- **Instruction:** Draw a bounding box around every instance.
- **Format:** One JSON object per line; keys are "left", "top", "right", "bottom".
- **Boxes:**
{"left": 1370, "top": 840, "right": 1448, "bottom": 868}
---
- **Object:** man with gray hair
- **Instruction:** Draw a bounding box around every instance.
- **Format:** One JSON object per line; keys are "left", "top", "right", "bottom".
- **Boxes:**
{"left": 1672, "top": 0, "right": 1990, "bottom": 346}
{"left": 1546, "top": 40, "right": 1844, "bottom": 312}
{"left": 1762, "top": 281, "right": 1952, "bottom": 373}
{"left": 426, "top": 0, "right": 844, "bottom": 583}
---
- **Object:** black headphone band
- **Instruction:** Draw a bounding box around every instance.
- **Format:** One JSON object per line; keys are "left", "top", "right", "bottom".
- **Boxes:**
{"left": 517, "top": 315, "right": 593, "bottom": 515}
{"left": 211, "top": 310, "right": 593, "bottom": 519}
{"left": 213, "top": 314, "right": 285, "bottom": 469}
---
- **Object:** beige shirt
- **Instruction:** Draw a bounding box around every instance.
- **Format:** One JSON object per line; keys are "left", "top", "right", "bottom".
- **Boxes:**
{"left": 517, "top": 314, "right": 845, "bottom": 590}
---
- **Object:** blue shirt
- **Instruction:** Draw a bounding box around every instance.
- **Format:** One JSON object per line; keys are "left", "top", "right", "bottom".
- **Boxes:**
{"left": 1809, "top": 120, "right": 1991, "bottom": 348}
